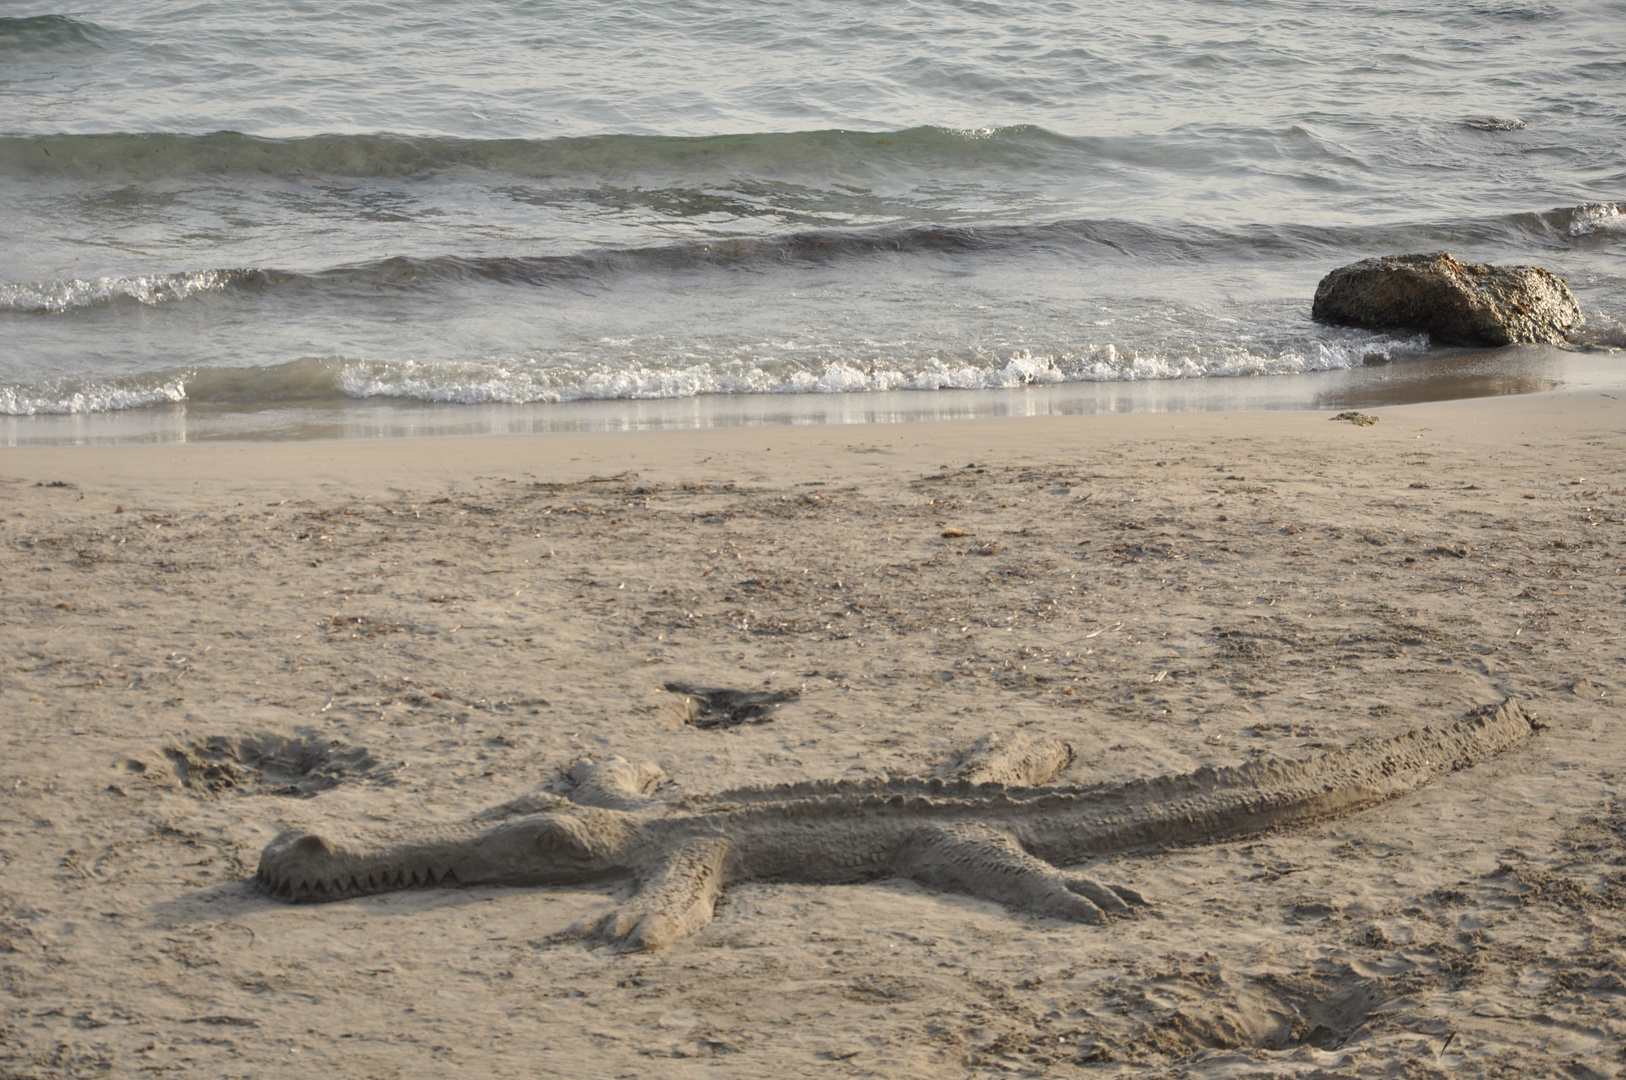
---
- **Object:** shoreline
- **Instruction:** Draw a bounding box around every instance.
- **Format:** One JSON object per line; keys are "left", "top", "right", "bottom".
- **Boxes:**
{"left": 4, "top": 367, "right": 1624, "bottom": 493}
{"left": 1, "top": 343, "right": 1615, "bottom": 448}
{"left": 2, "top": 383, "right": 1624, "bottom": 1077}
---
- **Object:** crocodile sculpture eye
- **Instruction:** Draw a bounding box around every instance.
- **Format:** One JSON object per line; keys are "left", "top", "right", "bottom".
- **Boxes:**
{"left": 292, "top": 834, "right": 333, "bottom": 856}
{"left": 489, "top": 809, "right": 640, "bottom": 884}
{"left": 262, "top": 830, "right": 335, "bottom": 869}
{"left": 528, "top": 815, "right": 595, "bottom": 862}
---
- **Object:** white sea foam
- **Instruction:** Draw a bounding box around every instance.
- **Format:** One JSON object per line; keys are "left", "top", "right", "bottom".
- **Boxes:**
{"left": 1568, "top": 203, "right": 1624, "bottom": 237}
{"left": 0, "top": 378, "right": 185, "bottom": 415}
{"left": 0, "top": 271, "right": 242, "bottom": 313}
{"left": 332, "top": 334, "right": 1423, "bottom": 406}
{"left": 0, "top": 331, "right": 1441, "bottom": 416}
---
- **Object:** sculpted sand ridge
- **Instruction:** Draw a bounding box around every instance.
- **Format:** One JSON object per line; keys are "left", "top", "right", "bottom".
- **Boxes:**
{"left": 257, "top": 702, "right": 1533, "bottom": 951}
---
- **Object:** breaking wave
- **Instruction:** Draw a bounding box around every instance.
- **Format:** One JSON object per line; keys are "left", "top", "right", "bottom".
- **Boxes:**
{"left": 0, "top": 335, "right": 1428, "bottom": 416}
{"left": 0, "top": 270, "right": 267, "bottom": 313}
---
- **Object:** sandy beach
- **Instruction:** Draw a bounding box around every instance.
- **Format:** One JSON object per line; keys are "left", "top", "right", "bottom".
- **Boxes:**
{"left": 3, "top": 385, "right": 1625, "bottom": 1078}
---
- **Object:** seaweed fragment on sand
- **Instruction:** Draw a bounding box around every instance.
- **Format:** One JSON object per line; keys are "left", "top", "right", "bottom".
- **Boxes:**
{"left": 664, "top": 681, "right": 799, "bottom": 728}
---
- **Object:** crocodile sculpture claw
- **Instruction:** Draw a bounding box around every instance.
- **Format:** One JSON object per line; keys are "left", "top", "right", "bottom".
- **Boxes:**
{"left": 256, "top": 703, "right": 1533, "bottom": 951}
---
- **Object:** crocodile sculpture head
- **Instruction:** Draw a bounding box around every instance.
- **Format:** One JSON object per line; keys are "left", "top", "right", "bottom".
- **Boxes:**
{"left": 257, "top": 794, "right": 645, "bottom": 901}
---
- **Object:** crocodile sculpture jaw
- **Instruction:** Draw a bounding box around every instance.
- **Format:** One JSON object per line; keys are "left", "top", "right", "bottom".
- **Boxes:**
{"left": 256, "top": 701, "right": 1533, "bottom": 952}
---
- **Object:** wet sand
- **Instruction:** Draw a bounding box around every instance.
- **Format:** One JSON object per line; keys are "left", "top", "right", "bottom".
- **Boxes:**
{"left": 2, "top": 384, "right": 1625, "bottom": 1077}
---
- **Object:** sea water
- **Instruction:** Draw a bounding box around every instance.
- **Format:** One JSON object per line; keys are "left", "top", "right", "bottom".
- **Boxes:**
{"left": 1, "top": 0, "right": 1622, "bottom": 441}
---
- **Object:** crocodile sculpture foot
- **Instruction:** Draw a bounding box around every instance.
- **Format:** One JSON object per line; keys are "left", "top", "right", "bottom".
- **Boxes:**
{"left": 256, "top": 702, "right": 1533, "bottom": 951}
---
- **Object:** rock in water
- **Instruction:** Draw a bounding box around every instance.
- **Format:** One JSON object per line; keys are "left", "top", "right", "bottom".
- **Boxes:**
{"left": 1311, "top": 252, "right": 1583, "bottom": 346}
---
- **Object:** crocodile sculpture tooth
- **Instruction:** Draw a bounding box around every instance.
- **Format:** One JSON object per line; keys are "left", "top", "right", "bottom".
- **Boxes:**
{"left": 255, "top": 702, "right": 1533, "bottom": 952}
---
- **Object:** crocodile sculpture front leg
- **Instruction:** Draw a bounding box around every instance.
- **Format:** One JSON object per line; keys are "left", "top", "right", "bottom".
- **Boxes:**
{"left": 576, "top": 836, "right": 736, "bottom": 952}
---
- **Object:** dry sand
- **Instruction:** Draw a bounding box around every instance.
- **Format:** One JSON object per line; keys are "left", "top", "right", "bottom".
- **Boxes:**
{"left": 2, "top": 386, "right": 1625, "bottom": 1078}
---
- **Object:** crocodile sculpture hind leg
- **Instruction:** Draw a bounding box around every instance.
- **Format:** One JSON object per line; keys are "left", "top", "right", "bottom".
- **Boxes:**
{"left": 895, "top": 822, "right": 1148, "bottom": 924}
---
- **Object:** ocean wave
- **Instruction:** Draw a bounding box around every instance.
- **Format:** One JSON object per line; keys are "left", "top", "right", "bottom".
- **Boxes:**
{"left": 0, "top": 377, "right": 184, "bottom": 416}
{"left": 0, "top": 15, "right": 104, "bottom": 52}
{"left": 1565, "top": 202, "right": 1625, "bottom": 236}
{"left": 5, "top": 201, "right": 1617, "bottom": 317}
{"left": 0, "top": 126, "right": 1078, "bottom": 183}
{"left": 1564, "top": 315, "right": 1626, "bottom": 350}
{"left": 0, "top": 270, "right": 266, "bottom": 313}
{"left": 0, "top": 336, "right": 1426, "bottom": 415}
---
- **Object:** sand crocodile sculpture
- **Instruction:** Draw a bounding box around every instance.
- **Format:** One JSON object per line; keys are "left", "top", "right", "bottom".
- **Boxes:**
{"left": 257, "top": 701, "right": 1533, "bottom": 951}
